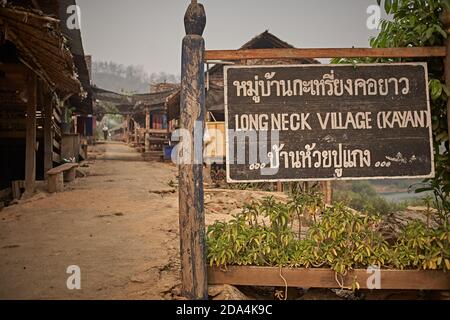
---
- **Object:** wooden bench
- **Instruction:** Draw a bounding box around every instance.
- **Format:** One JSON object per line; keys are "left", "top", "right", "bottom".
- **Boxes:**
{"left": 47, "top": 163, "right": 79, "bottom": 193}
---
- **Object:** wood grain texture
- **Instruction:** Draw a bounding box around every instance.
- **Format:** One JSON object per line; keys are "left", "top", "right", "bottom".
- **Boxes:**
{"left": 24, "top": 73, "right": 37, "bottom": 197}
{"left": 178, "top": 1, "right": 208, "bottom": 300}
{"left": 225, "top": 64, "right": 434, "bottom": 182}
{"left": 208, "top": 266, "right": 450, "bottom": 290}
{"left": 43, "top": 89, "right": 53, "bottom": 178}
{"left": 205, "top": 47, "right": 446, "bottom": 61}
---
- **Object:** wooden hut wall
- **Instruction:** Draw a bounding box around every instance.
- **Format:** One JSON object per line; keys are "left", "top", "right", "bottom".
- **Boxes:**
{"left": 0, "top": 47, "right": 63, "bottom": 189}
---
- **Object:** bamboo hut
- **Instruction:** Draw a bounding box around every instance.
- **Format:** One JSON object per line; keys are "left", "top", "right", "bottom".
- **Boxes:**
{"left": 0, "top": 0, "right": 92, "bottom": 199}
{"left": 167, "top": 31, "right": 318, "bottom": 163}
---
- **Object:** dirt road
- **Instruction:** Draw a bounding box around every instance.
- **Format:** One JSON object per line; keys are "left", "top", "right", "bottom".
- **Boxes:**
{"left": 1, "top": 142, "right": 448, "bottom": 300}
{"left": 0, "top": 142, "right": 181, "bottom": 299}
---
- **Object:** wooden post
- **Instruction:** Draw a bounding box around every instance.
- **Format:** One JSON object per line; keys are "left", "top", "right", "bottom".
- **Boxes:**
{"left": 24, "top": 73, "right": 37, "bottom": 197}
{"left": 178, "top": 0, "right": 207, "bottom": 300}
{"left": 73, "top": 114, "right": 78, "bottom": 134}
{"left": 145, "top": 110, "right": 150, "bottom": 152}
{"left": 134, "top": 121, "right": 138, "bottom": 145}
{"left": 323, "top": 181, "right": 333, "bottom": 205}
{"left": 125, "top": 115, "right": 130, "bottom": 144}
{"left": 145, "top": 110, "right": 150, "bottom": 131}
{"left": 276, "top": 181, "right": 283, "bottom": 192}
{"left": 43, "top": 90, "right": 53, "bottom": 178}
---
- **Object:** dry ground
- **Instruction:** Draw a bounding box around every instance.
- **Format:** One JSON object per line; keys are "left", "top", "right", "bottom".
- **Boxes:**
{"left": 0, "top": 142, "right": 448, "bottom": 300}
{"left": 0, "top": 142, "right": 182, "bottom": 299}
{"left": 0, "top": 141, "right": 287, "bottom": 300}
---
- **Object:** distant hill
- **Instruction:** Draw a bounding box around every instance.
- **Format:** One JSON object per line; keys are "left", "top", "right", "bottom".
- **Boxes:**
{"left": 92, "top": 61, "right": 179, "bottom": 94}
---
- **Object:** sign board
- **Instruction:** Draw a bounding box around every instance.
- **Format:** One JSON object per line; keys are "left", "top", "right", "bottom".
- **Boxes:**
{"left": 224, "top": 63, "right": 434, "bottom": 183}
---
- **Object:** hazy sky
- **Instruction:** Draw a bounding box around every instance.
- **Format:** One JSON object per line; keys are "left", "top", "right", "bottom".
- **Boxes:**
{"left": 77, "top": 0, "right": 382, "bottom": 75}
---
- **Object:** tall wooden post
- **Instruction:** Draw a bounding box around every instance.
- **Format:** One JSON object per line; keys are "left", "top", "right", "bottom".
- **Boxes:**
{"left": 179, "top": 0, "right": 207, "bottom": 300}
{"left": 134, "top": 121, "right": 138, "bottom": 145}
{"left": 24, "top": 73, "right": 37, "bottom": 197}
{"left": 125, "top": 115, "right": 130, "bottom": 144}
{"left": 145, "top": 110, "right": 150, "bottom": 152}
{"left": 43, "top": 90, "right": 53, "bottom": 178}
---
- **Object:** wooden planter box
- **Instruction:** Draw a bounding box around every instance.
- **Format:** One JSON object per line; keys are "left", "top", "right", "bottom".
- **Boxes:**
{"left": 208, "top": 266, "right": 450, "bottom": 290}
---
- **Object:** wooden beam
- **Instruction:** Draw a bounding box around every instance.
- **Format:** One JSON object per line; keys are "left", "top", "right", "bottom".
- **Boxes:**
{"left": 0, "top": 131, "right": 25, "bottom": 139}
{"left": 52, "top": 151, "right": 61, "bottom": 164}
{"left": 53, "top": 108, "right": 61, "bottom": 123}
{"left": 0, "top": 6, "right": 60, "bottom": 24}
{"left": 0, "top": 119, "right": 26, "bottom": 125}
{"left": 178, "top": 0, "right": 208, "bottom": 300}
{"left": 5, "top": 28, "right": 56, "bottom": 90}
{"left": 145, "top": 111, "right": 150, "bottom": 131}
{"left": 134, "top": 121, "right": 138, "bottom": 144}
{"left": 52, "top": 138, "right": 60, "bottom": 151}
{"left": 24, "top": 73, "right": 37, "bottom": 197}
{"left": 125, "top": 115, "right": 131, "bottom": 144}
{"left": 204, "top": 47, "right": 446, "bottom": 61}
{"left": 208, "top": 266, "right": 450, "bottom": 290}
{"left": 54, "top": 101, "right": 62, "bottom": 116}
{"left": 43, "top": 90, "right": 53, "bottom": 177}
{"left": 147, "top": 129, "right": 170, "bottom": 134}
{"left": 144, "top": 111, "right": 150, "bottom": 152}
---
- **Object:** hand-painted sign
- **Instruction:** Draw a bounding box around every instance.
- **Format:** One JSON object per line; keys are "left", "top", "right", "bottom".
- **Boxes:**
{"left": 224, "top": 63, "right": 434, "bottom": 183}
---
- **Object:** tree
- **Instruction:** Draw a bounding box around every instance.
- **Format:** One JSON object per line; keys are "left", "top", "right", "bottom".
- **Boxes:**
{"left": 334, "top": 0, "right": 450, "bottom": 225}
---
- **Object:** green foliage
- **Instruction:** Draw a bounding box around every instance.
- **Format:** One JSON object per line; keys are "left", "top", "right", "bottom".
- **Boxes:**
{"left": 207, "top": 193, "right": 450, "bottom": 272}
{"left": 64, "top": 106, "right": 76, "bottom": 124}
{"left": 227, "top": 182, "right": 275, "bottom": 191}
{"left": 333, "top": 181, "right": 406, "bottom": 215}
{"left": 374, "top": 0, "right": 448, "bottom": 48}
{"left": 333, "top": 0, "right": 450, "bottom": 226}
{"left": 392, "top": 220, "right": 450, "bottom": 270}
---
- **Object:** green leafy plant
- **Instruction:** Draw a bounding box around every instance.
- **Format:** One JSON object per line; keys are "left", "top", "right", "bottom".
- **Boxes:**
{"left": 392, "top": 220, "right": 450, "bottom": 270}
{"left": 207, "top": 193, "right": 450, "bottom": 273}
{"left": 333, "top": 0, "right": 450, "bottom": 227}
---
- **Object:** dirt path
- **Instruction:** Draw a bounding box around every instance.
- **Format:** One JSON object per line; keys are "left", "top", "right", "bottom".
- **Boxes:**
{"left": 0, "top": 142, "right": 181, "bottom": 299}
{"left": 0, "top": 141, "right": 289, "bottom": 300}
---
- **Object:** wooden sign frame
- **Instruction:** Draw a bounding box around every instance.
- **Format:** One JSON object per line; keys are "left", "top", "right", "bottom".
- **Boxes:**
{"left": 179, "top": 1, "right": 449, "bottom": 299}
{"left": 223, "top": 62, "right": 435, "bottom": 183}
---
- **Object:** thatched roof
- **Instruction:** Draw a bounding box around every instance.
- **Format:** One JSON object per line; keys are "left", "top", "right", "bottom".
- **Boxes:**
{"left": 134, "top": 88, "right": 179, "bottom": 113}
{"left": 92, "top": 87, "right": 134, "bottom": 118}
{"left": 240, "top": 30, "right": 294, "bottom": 49}
{"left": 166, "top": 84, "right": 224, "bottom": 121}
{"left": 93, "top": 87, "right": 134, "bottom": 105}
{"left": 0, "top": 0, "right": 93, "bottom": 113}
{"left": 167, "top": 31, "right": 319, "bottom": 120}
{"left": 0, "top": 5, "right": 81, "bottom": 95}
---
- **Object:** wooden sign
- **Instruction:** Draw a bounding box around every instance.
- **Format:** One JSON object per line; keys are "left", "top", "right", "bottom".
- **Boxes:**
{"left": 224, "top": 63, "right": 434, "bottom": 183}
